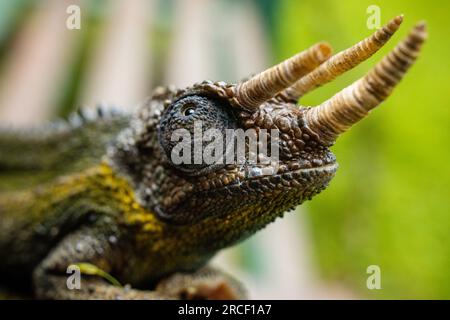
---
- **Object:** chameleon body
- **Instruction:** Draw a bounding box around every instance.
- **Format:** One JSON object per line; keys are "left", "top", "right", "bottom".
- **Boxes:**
{"left": 0, "top": 17, "right": 425, "bottom": 299}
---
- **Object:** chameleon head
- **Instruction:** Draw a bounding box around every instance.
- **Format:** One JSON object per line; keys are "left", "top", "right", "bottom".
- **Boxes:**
{"left": 111, "top": 17, "right": 426, "bottom": 242}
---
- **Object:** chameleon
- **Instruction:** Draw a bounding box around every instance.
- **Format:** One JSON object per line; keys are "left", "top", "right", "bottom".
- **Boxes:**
{"left": 0, "top": 16, "right": 426, "bottom": 299}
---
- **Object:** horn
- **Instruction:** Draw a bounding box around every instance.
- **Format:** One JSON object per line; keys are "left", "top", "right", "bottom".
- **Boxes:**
{"left": 233, "top": 42, "right": 332, "bottom": 110}
{"left": 278, "top": 15, "right": 404, "bottom": 102}
{"left": 304, "top": 22, "right": 427, "bottom": 145}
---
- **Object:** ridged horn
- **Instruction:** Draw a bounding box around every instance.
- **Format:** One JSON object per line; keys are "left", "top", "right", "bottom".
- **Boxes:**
{"left": 278, "top": 15, "right": 404, "bottom": 102}
{"left": 233, "top": 42, "right": 333, "bottom": 110}
{"left": 304, "top": 22, "right": 427, "bottom": 145}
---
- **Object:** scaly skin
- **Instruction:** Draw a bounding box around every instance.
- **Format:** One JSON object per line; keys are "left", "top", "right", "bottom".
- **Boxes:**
{"left": 0, "top": 18, "right": 425, "bottom": 299}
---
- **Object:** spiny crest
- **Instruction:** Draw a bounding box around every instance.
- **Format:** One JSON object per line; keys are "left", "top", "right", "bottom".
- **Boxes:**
{"left": 0, "top": 104, "right": 128, "bottom": 140}
{"left": 68, "top": 104, "right": 127, "bottom": 128}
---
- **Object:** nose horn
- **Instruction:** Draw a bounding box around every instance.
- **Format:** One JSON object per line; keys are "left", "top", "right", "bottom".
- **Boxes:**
{"left": 232, "top": 42, "right": 332, "bottom": 110}
{"left": 304, "top": 22, "right": 427, "bottom": 145}
{"left": 278, "top": 15, "right": 404, "bottom": 102}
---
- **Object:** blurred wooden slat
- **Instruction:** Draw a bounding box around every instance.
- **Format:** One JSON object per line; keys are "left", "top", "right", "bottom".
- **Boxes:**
{"left": 78, "top": 0, "right": 155, "bottom": 111}
{"left": 164, "top": 0, "right": 215, "bottom": 87}
{"left": 0, "top": 0, "right": 82, "bottom": 127}
{"left": 223, "top": 0, "right": 270, "bottom": 80}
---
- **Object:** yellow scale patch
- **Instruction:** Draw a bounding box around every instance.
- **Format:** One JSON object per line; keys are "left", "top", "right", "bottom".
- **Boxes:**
{"left": 89, "top": 162, "right": 164, "bottom": 233}
{"left": 0, "top": 161, "right": 165, "bottom": 234}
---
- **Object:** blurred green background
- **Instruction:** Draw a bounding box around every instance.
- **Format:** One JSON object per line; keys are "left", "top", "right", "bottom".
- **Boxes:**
{"left": 274, "top": 0, "right": 450, "bottom": 299}
{"left": 0, "top": 0, "right": 448, "bottom": 299}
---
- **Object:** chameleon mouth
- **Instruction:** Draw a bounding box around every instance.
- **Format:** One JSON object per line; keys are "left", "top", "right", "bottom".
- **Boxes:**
{"left": 239, "top": 162, "right": 338, "bottom": 191}
{"left": 197, "top": 162, "right": 338, "bottom": 194}
{"left": 282, "top": 162, "right": 338, "bottom": 176}
{"left": 224, "top": 163, "right": 338, "bottom": 202}
{"left": 244, "top": 160, "right": 337, "bottom": 179}
{"left": 157, "top": 162, "right": 338, "bottom": 225}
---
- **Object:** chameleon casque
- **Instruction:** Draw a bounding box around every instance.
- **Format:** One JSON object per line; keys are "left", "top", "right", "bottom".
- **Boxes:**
{"left": 0, "top": 16, "right": 426, "bottom": 299}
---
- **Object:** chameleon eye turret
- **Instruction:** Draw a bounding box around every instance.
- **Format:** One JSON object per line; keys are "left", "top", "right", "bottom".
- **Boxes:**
{"left": 158, "top": 95, "right": 238, "bottom": 175}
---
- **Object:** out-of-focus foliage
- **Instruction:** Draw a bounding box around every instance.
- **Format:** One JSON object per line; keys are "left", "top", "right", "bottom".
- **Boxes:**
{"left": 274, "top": 0, "right": 450, "bottom": 298}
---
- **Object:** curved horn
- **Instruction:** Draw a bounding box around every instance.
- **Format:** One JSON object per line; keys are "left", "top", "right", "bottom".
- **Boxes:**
{"left": 278, "top": 15, "right": 404, "bottom": 102}
{"left": 233, "top": 42, "right": 332, "bottom": 110}
{"left": 304, "top": 22, "right": 427, "bottom": 145}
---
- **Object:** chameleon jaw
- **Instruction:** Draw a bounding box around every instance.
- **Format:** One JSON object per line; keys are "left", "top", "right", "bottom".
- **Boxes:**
{"left": 152, "top": 160, "right": 338, "bottom": 226}
{"left": 193, "top": 160, "right": 338, "bottom": 198}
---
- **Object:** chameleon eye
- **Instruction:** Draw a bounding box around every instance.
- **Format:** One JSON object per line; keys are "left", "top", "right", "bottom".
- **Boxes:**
{"left": 181, "top": 103, "right": 196, "bottom": 117}
{"left": 158, "top": 94, "right": 238, "bottom": 175}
